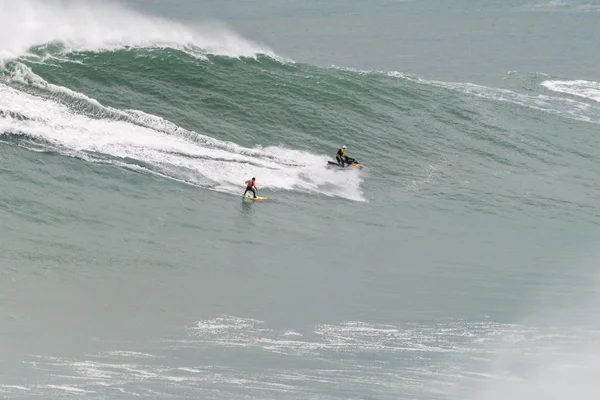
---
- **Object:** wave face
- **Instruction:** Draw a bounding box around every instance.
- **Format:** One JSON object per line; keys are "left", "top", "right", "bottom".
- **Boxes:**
{"left": 2, "top": 1, "right": 599, "bottom": 206}
{"left": 3, "top": 46, "right": 600, "bottom": 212}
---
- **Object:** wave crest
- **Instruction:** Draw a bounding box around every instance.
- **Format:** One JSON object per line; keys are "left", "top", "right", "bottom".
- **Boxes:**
{"left": 0, "top": 0, "right": 281, "bottom": 60}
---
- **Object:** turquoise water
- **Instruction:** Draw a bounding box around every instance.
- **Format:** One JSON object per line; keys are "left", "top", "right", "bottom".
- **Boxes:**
{"left": 1, "top": 0, "right": 600, "bottom": 398}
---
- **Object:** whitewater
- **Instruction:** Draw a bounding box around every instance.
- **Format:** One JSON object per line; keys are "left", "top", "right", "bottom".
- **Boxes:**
{"left": 1, "top": 0, "right": 600, "bottom": 399}
{"left": 0, "top": 0, "right": 366, "bottom": 201}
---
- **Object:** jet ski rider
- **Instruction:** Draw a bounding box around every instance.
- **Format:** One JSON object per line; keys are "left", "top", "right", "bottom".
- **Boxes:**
{"left": 336, "top": 145, "right": 349, "bottom": 167}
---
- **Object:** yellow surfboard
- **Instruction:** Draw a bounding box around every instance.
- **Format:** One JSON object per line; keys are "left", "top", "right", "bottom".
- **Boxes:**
{"left": 243, "top": 194, "right": 268, "bottom": 201}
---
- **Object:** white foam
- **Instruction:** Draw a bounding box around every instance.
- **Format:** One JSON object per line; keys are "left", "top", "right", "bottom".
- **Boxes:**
{"left": 184, "top": 315, "right": 487, "bottom": 355}
{"left": 0, "top": 385, "right": 30, "bottom": 391}
{"left": 542, "top": 79, "right": 600, "bottom": 103}
{"left": 22, "top": 318, "right": 600, "bottom": 399}
{"left": 420, "top": 77, "right": 600, "bottom": 124}
{"left": 524, "top": 0, "right": 600, "bottom": 12}
{"left": 2, "top": 61, "right": 107, "bottom": 108}
{"left": 0, "top": 78, "right": 366, "bottom": 201}
{"left": 333, "top": 66, "right": 600, "bottom": 124}
{"left": 0, "top": 0, "right": 281, "bottom": 61}
{"left": 100, "top": 351, "right": 157, "bottom": 358}
{"left": 44, "top": 384, "right": 93, "bottom": 393}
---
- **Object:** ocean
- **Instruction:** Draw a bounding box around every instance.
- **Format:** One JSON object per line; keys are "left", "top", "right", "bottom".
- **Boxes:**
{"left": 1, "top": 0, "right": 600, "bottom": 398}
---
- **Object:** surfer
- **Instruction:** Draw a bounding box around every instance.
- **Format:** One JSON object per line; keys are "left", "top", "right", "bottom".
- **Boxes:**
{"left": 243, "top": 177, "right": 257, "bottom": 198}
{"left": 336, "top": 145, "right": 349, "bottom": 167}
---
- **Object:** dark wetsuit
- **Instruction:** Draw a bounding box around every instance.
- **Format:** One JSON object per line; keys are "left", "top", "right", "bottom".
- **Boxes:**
{"left": 336, "top": 148, "right": 348, "bottom": 166}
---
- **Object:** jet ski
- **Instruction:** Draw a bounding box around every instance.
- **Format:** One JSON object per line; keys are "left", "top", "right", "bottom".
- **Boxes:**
{"left": 326, "top": 157, "right": 364, "bottom": 169}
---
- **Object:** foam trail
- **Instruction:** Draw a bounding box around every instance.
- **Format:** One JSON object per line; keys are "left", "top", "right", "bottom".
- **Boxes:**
{"left": 398, "top": 73, "right": 600, "bottom": 124}
{"left": 333, "top": 67, "right": 600, "bottom": 124}
{"left": 0, "top": 0, "right": 279, "bottom": 60}
{"left": 0, "top": 81, "right": 365, "bottom": 201}
{"left": 542, "top": 79, "right": 600, "bottom": 103}
{"left": 524, "top": 1, "right": 600, "bottom": 12}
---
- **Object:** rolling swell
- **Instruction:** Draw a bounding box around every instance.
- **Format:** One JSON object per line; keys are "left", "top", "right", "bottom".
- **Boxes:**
{"left": 1, "top": 22, "right": 600, "bottom": 217}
